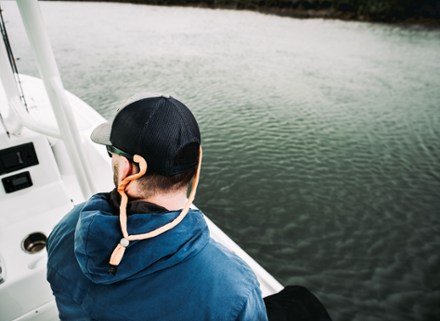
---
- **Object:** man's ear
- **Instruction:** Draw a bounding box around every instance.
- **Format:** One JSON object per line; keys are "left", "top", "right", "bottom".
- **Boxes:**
{"left": 118, "top": 156, "right": 133, "bottom": 182}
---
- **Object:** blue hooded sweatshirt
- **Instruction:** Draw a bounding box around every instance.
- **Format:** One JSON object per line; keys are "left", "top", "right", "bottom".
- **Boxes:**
{"left": 47, "top": 192, "right": 268, "bottom": 321}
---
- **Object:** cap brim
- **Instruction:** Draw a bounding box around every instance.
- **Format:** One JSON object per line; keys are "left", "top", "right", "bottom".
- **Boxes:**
{"left": 90, "top": 121, "right": 112, "bottom": 145}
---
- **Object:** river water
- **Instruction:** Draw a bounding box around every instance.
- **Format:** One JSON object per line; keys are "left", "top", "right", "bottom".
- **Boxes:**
{"left": 3, "top": 2, "right": 440, "bottom": 320}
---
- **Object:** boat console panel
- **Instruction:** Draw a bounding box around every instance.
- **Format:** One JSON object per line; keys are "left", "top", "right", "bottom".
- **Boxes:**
{"left": 0, "top": 143, "right": 39, "bottom": 175}
{"left": 2, "top": 171, "right": 33, "bottom": 193}
{"left": 0, "top": 143, "right": 38, "bottom": 193}
{"left": 0, "top": 134, "right": 73, "bottom": 321}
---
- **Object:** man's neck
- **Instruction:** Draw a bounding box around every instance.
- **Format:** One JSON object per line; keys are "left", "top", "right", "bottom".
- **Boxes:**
{"left": 123, "top": 180, "right": 189, "bottom": 212}
{"left": 142, "top": 191, "right": 188, "bottom": 212}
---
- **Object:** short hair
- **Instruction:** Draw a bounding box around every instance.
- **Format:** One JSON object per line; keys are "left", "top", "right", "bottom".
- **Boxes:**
{"left": 136, "top": 143, "right": 199, "bottom": 197}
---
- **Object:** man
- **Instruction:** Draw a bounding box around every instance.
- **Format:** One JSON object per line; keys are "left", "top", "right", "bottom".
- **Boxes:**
{"left": 46, "top": 95, "right": 268, "bottom": 320}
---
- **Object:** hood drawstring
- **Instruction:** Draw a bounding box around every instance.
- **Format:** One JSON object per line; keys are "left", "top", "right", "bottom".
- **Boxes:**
{"left": 108, "top": 147, "right": 203, "bottom": 275}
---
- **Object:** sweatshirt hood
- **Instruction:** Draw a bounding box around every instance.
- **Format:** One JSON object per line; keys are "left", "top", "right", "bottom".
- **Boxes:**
{"left": 74, "top": 193, "right": 209, "bottom": 284}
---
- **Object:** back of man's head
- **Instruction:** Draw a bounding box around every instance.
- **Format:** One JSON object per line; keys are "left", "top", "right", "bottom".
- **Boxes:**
{"left": 91, "top": 94, "right": 201, "bottom": 193}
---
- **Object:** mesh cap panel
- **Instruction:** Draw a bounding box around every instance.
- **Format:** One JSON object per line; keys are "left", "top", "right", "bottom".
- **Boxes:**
{"left": 92, "top": 95, "right": 200, "bottom": 176}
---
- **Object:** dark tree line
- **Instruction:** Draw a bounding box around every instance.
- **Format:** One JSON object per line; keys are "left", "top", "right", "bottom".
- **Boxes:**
{"left": 55, "top": 0, "right": 440, "bottom": 22}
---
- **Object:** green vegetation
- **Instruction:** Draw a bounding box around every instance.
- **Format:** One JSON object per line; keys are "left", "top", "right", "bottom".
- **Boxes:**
{"left": 62, "top": 0, "right": 440, "bottom": 23}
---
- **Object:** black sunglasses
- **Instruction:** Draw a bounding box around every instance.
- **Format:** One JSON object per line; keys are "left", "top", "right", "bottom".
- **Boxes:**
{"left": 106, "top": 145, "right": 133, "bottom": 161}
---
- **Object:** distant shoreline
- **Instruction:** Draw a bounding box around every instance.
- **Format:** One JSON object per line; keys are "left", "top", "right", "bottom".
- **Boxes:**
{"left": 56, "top": 0, "right": 440, "bottom": 27}
{"left": 211, "top": 5, "right": 440, "bottom": 27}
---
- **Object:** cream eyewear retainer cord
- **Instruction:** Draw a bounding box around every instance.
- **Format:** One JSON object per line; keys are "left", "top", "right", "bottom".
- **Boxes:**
{"left": 108, "top": 147, "right": 203, "bottom": 275}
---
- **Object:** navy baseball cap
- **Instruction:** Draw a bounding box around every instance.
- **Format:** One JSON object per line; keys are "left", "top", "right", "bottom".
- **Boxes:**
{"left": 91, "top": 94, "right": 201, "bottom": 176}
